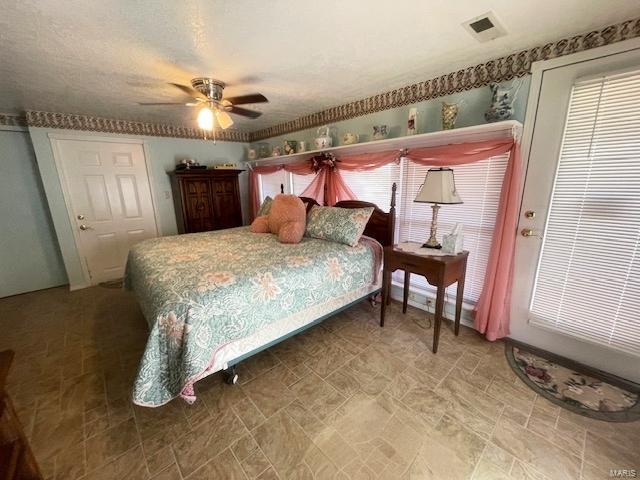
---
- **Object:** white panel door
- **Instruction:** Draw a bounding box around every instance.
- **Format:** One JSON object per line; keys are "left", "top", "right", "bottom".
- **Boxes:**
{"left": 54, "top": 139, "right": 157, "bottom": 284}
{"left": 511, "top": 45, "right": 640, "bottom": 382}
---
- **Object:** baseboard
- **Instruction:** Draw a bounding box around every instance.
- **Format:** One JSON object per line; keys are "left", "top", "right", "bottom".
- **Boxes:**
{"left": 389, "top": 283, "right": 475, "bottom": 329}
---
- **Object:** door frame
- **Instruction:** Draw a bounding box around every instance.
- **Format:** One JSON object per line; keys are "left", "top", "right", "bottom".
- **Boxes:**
{"left": 49, "top": 133, "right": 160, "bottom": 288}
{"left": 511, "top": 37, "right": 640, "bottom": 378}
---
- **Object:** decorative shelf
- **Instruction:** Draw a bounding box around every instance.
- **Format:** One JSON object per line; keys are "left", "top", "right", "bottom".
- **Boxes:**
{"left": 249, "top": 120, "right": 522, "bottom": 166}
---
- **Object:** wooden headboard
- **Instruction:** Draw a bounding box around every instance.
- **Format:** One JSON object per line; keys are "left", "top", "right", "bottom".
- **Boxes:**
{"left": 281, "top": 183, "right": 397, "bottom": 247}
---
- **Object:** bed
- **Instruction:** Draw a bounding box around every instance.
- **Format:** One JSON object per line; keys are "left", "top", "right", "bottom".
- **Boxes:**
{"left": 125, "top": 187, "right": 396, "bottom": 407}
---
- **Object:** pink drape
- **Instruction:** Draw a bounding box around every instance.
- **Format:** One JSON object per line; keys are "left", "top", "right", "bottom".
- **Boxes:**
{"left": 249, "top": 164, "right": 283, "bottom": 219}
{"left": 407, "top": 140, "right": 519, "bottom": 340}
{"left": 249, "top": 162, "right": 315, "bottom": 218}
{"left": 249, "top": 138, "right": 522, "bottom": 340}
{"left": 299, "top": 168, "right": 356, "bottom": 206}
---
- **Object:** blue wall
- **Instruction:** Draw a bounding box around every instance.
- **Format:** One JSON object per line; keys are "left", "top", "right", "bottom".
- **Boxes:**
{"left": 1, "top": 77, "right": 530, "bottom": 296}
{"left": 26, "top": 128, "right": 248, "bottom": 291}
{"left": 252, "top": 77, "right": 530, "bottom": 153}
{"left": 0, "top": 128, "right": 67, "bottom": 297}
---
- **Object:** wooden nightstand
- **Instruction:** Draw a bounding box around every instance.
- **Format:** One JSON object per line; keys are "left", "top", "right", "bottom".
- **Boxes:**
{"left": 380, "top": 245, "right": 469, "bottom": 354}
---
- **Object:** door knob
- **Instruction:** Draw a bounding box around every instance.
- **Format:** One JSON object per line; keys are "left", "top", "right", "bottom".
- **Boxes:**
{"left": 521, "top": 228, "right": 534, "bottom": 237}
{"left": 524, "top": 210, "right": 536, "bottom": 218}
{"left": 79, "top": 224, "right": 92, "bottom": 231}
{"left": 77, "top": 214, "right": 85, "bottom": 220}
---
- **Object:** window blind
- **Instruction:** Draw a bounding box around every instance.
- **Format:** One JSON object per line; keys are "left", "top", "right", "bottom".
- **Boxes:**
{"left": 396, "top": 156, "right": 508, "bottom": 304}
{"left": 291, "top": 173, "right": 314, "bottom": 196}
{"left": 529, "top": 70, "right": 640, "bottom": 357}
{"left": 258, "top": 170, "right": 287, "bottom": 201}
{"left": 339, "top": 164, "right": 401, "bottom": 212}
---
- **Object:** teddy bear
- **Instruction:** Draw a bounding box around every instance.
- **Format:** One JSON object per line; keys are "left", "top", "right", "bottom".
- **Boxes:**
{"left": 250, "top": 194, "right": 306, "bottom": 244}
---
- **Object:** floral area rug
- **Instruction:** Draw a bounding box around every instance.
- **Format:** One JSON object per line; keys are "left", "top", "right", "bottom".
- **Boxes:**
{"left": 506, "top": 344, "right": 640, "bottom": 422}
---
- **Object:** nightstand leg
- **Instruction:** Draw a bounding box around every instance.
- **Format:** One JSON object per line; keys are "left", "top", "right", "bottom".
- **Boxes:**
{"left": 433, "top": 285, "right": 445, "bottom": 354}
{"left": 380, "top": 269, "right": 391, "bottom": 327}
{"left": 402, "top": 272, "right": 410, "bottom": 314}
{"left": 455, "top": 275, "right": 465, "bottom": 336}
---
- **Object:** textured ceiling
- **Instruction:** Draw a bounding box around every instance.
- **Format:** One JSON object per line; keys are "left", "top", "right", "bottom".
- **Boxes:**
{"left": 1, "top": 0, "right": 639, "bottom": 133}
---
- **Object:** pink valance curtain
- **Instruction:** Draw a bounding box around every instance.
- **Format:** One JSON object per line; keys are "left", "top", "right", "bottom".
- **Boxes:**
{"left": 249, "top": 138, "right": 522, "bottom": 340}
{"left": 249, "top": 162, "right": 314, "bottom": 218}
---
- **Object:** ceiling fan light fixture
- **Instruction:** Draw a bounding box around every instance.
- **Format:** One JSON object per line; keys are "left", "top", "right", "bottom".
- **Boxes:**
{"left": 215, "top": 109, "right": 234, "bottom": 130}
{"left": 197, "top": 106, "right": 214, "bottom": 131}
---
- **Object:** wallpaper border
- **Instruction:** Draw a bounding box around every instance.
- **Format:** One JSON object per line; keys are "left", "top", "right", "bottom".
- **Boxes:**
{"left": 24, "top": 111, "right": 251, "bottom": 143}
{"left": 249, "top": 17, "right": 640, "bottom": 141}
{"left": 4, "top": 17, "right": 638, "bottom": 143}
{"left": 0, "top": 114, "right": 27, "bottom": 128}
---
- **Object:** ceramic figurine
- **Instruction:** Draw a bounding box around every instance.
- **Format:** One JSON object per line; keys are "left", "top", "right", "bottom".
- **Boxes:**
{"left": 283, "top": 140, "right": 297, "bottom": 155}
{"left": 441, "top": 102, "right": 459, "bottom": 130}
{"left": 372, "top": 125, "right": 388, "bottom": 140}
{"left": 342, "top": 132, "right": 359, "bottom": 145}
{"left": 271, "top": 146, "right": 282, "bottom": 157}
{"left": 407, "top": 107, "right": 418, "bottom": 135}
{"left": 485, "top": 80, "right": 521, "bottom": 123}
{"left": 314, "top": 126, "right": 334, "bottom": 149}
{"left": 256, "top": 143, "right": 270, "bottom": 158}
{"left": 297, "top": 141, "right": 307, "bottom": 153}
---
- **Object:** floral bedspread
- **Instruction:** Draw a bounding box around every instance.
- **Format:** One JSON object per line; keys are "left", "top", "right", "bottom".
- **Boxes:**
{"left": 125, "top": 227, "right": 380, "bottom": 407}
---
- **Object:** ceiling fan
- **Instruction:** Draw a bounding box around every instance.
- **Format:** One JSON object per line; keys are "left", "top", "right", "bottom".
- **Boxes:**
{"left": 138, "top": 77, "right": 268, "bottom": 131}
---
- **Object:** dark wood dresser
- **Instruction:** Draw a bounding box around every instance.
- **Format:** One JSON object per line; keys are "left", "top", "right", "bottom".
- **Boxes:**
{"left": 1, "top": 350, "right": 43, "bottom": 480}
{"left": 169, "top": 169, "right": 244, "bottom": 234}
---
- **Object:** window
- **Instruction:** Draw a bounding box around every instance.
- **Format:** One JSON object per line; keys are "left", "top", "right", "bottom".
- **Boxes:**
{"left": 258, "top": 170, "right": 287, "bottom": 201}
{"left": 396, "top": 155, "right": 508, "bottom": 304}
{"left": 291, "top": 173, "right": 314, "bottom": 196}
{"left": 339, "top": 163, "right": 401, "bottom": 212}
{"left": 259, "top": 155, "right": 509, "bottom": 308}
{"left": 529, "top": 70, "right": 640, "bottom": 356}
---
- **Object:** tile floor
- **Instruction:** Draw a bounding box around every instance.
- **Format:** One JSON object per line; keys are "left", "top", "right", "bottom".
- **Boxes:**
{"left": 0, "top": 285, "right": 638, "bottom": 479}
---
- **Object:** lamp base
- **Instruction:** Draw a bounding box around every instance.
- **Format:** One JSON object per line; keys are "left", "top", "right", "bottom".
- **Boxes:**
{"left": 422, "top": 242, "right": 442, "bottom": 249}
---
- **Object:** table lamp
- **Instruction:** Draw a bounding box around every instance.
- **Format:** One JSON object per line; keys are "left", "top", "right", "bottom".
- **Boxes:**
{"left": 414, "top": 167, "right": 463, "bottom": 249}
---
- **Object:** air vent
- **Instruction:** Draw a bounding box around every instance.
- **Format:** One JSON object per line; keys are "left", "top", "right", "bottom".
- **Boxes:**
{"left": 462, "top": 12, "right": 506, "bottom": 42}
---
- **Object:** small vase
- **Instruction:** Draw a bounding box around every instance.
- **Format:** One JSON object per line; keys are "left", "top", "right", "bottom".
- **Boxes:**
{"left": 372, "top": 125, "right": 388, "bottom": 140}
{"left": 485, "top": 80, "right": 521, "bottom": 123}
{"left": 441, "top": 102, "right": 459, "bottom": 130}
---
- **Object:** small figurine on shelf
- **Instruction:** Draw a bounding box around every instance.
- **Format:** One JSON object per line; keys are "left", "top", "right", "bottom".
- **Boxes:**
{"left": 271, "top": 146, "right": 282, "bottom": 157}
{"left": 257, "top": 143, "right": 270, "bottom": 159}
{"left": 283, "top": 140, "right": 297, "bottom": 155}
{"left": 342, "top": 132, "right": 359, "bottom": 145}
{"left": 407, "top": 108, "right": 418, "bottom": 135}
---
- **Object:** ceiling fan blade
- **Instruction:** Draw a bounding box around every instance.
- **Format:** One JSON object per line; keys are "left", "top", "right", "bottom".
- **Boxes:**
{"left": 215, "top": 109, "right": 234, "bottom": 130}
{"left": 137, "top": 102, "right": 200, "bottom": 107}
{"left": 169, "top": 82, "right": 207, "bottom": 99}
{"left": 228, "top": 105, "right": 262, "bottom": 119}
{"left": 224, "top": 93, "right": 268, "bottom": 105}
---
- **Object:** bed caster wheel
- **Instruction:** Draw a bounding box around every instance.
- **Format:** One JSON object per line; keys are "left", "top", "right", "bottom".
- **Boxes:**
{"left": 224, "top": 367, "right": 238, "bottom": 385}
{"left": 369, "top": 293, "right": 381, "bottom": 307}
